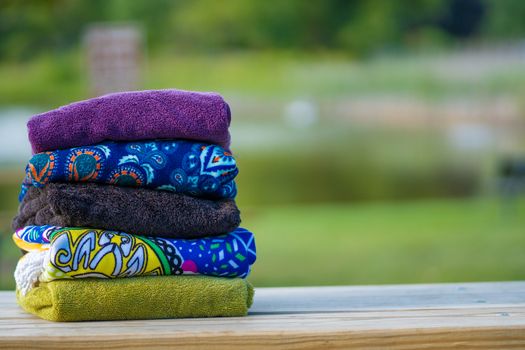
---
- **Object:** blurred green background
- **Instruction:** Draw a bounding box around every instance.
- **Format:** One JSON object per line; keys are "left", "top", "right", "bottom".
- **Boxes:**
{"left": 1, "top": 0, "right": 524, "bottom": 289}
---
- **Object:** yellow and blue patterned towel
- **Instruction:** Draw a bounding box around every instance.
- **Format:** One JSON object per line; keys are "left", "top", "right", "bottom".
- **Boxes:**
{"left": 14, "top": 225, "right": 256, "bottom": 285}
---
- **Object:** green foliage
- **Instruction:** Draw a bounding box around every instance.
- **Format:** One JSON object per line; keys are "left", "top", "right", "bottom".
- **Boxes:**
{"left": 0, "top": 0, "right": 175, "bottom": 60}
{"left": 2, "top": 0, "right": 522, "bottom": 60}
{"left": 0, "top": 51, "right": 87, "bottom": 106}
{"left": 483, "top": 0, "right": 525, "bottom": 38}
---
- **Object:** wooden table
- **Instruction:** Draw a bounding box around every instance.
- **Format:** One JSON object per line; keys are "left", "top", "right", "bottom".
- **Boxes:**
{"left": 1, "top": 281, "right": 524, "bottom": 349}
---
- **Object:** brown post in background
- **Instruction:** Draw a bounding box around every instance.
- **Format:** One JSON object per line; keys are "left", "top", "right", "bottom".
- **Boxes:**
{"left": 84, "top": 23, "right": 143, "bottom": 96}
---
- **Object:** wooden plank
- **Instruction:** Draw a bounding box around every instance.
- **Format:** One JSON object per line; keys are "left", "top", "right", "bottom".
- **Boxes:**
{"left": 0, "top": 281, "right": 524, "bottom": 349}
{"left": 250, "top": 281, "right": 525, "bottom": 313}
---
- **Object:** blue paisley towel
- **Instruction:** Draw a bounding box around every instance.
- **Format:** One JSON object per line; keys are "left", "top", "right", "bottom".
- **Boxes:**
{"left": 20, "top": 140, "right": 238, "bottom": 201}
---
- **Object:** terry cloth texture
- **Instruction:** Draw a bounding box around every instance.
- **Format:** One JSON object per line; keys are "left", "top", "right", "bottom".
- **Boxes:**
{"left": 20, "top": 139, "right": 238, "bottom": 201}
{"left": 14, "top": 249, "right": 47, "bottom": 296}
{"left": 27, "top": 89, "right": 232, "bottom": 154}
{"left": 13, "top": 183, "right": 241, "bottom": 238}
{"left": 13, "top": 226, "right": 257, "bottom": 280}
{"left": 16, "top": 275, "right": 253, "bottom": 321}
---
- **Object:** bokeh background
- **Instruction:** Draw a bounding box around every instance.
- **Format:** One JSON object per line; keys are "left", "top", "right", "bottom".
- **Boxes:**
{"left": 1, "top": 0, "right": 524, "bottom": 289}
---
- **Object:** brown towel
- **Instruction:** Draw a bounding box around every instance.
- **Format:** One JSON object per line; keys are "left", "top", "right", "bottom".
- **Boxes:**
{"left": 13, "top": 183, "right": 241, "bottom": 238}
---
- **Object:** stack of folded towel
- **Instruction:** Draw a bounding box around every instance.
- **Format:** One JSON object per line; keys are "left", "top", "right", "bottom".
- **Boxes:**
{"left": 11, "top": 89, "right": 256, "bottom": 322}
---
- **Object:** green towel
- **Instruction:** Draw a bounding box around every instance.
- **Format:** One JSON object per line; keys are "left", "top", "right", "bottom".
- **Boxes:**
{"left": 17, "top": 275, "right": 254, "bottom": 322}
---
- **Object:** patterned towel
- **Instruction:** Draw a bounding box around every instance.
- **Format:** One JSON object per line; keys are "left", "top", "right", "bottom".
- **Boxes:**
{"left": 27, "top": 89, "right": 232, "bottom": 154}
{"left": 17, "top": 275, "right": 253, "bottom": 321}
{"left": 20, "top": 139, "right": 237, "bottom": 201}
{"left": 13, "top": 183, "right": 241, "bottom": 239}
{"left": 13, "top": 226, "right": 256, "bottom": 289}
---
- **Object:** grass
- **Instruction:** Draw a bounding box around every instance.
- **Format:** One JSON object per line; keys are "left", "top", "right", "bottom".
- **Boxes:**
{"left": 1, "top": 196, "right": 524, "bottom": 289}
{"left": 245, "top": 197, "right": 525, "bottom": 287}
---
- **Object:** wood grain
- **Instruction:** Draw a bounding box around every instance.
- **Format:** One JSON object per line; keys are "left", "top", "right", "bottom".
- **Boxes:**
{"left": 0, "top": 281, "right": 524, "bottom": 349}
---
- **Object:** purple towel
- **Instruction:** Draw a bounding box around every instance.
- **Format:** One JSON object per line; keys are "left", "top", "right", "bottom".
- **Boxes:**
{"left": 28, "top": 89, "right": 232, "bottom": 154}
